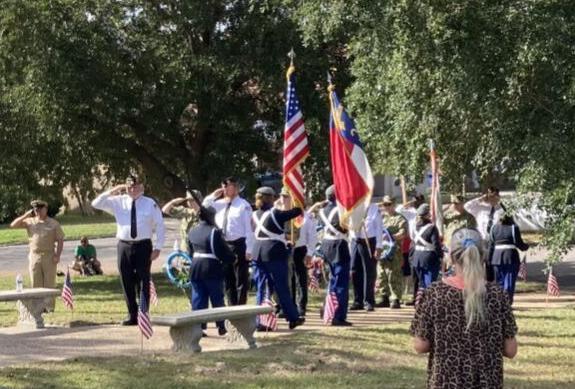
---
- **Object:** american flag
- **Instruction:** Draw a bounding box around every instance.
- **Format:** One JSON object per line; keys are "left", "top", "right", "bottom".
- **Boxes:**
{"left": 138, "top": 290, "right": 154, "bottom": 339}
{"left": 518, "top": 256, "right": 527, "bottom": 281}
{"left": 61, "top": 268, "right": 74, "bottom": 310}
{"left": 323, "top": 291, "right": 339, "bottom": 325}
{"left": 258, "top": 297, "right": 278, "bottom": 331}
{"left": 429, "top": 140, "right": 444, "bottom": 236}
{"left": 149, "top": 278, "right": 158, "bottom": 306}
{"left": 415, "top": 288, "right": 424, "bottom": 308}
{"left": 328, "top": 77, "right": 374, "bottom": 231}
{"left": 547, "top": 268, "right": 560, "bottom": 297}
{"left": 308, "top": 269, "right": 319, "bottom": 293}
{"left": 283, "top": 55, "right": 309, "bottom": 226}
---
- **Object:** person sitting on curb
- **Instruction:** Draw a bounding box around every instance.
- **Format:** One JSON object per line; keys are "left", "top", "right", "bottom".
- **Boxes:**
{"left": 72, "top": 236, "right": 103, "bottom": 276}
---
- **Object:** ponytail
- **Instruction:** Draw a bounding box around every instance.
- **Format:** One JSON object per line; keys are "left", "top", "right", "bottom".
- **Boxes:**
{"left": 462, "top": 245, "right": 487, "bottom": 329}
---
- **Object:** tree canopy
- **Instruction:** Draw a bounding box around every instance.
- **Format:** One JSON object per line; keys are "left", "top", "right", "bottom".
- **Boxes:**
{"left": 1, "top": 0, "right": 573, "bottom": 263}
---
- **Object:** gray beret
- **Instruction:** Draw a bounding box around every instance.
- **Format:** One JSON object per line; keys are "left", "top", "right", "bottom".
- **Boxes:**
{"left": 325, "top": 185, "right": 336, "bottom": 199}
{"left": 417, "top": 204, "right": 430, "bottom": 216}
{"left": 256, "top": 186, "right": 276, "bottom": 196}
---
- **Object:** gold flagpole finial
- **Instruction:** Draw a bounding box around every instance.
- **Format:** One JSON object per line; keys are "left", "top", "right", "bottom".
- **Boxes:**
{"left": 288, "top": 48, "right": 296, "bottom": 66}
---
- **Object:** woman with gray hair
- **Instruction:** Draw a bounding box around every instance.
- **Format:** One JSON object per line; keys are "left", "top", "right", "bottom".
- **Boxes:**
{"left": 410, "top": 228, "right": 518, "bottom": 389}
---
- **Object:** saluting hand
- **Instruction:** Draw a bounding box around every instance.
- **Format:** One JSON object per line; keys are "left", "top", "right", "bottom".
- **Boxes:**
{"left": 150, "top": 249, "right": 161, "bottom": 261}
{"left": 110, "top": 184, "right": 127, "bottom": 195}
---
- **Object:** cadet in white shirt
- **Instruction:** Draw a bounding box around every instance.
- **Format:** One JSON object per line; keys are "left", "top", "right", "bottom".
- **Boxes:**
{"left": 349, "top": 202, "right": 383, "bottom": 311}
{"left": 91, "top": 174, "right": 165, "bottom": 325}
{"left": 464, "top": 186, "right": 505, "bottom": 282}
{"left": 203, "top": 177, "right": 255, "bottom": 305}
{"left": 277, "top": 188, "right": 318, "bottom": 317}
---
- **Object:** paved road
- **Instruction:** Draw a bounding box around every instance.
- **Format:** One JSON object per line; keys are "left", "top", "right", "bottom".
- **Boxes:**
{"left": 0, "top": 219, "right": 181, "bottom": 276}
{"left": 1, "top": 219, "right": 574, "bottom": 289}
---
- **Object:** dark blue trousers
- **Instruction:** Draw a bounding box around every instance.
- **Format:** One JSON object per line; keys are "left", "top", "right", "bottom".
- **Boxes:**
{"left": 191, "top": 278, "right": 226, "bottom": 329}
{"left": 415, "top": 262, "right": 440, "bottom": 289}
{"left": 351, "top": 238, "right": 377, "bottom": 307}
{"left": 255, "top": 259, "right": 299, "bottom": 322}
{"left": 327, "top": 257, "right": 351, "bottom": 321}
{"left": 493, "top": 262, "right": 520, "bottom": 305}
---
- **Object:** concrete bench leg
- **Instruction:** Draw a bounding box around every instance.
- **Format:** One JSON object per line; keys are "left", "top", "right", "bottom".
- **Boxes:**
{"left": 229, "top": 316, "right": 257, "bottom": 349}
{"left": 17, "top": 298, "right": 47, "bottom": 329}
{"left": 169, "top": 323, "right": 203, "bottom": 353}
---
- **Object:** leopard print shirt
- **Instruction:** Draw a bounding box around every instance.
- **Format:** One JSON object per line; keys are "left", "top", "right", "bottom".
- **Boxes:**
{"left": 410, "top": 282, "right": 517, "bottom": 389}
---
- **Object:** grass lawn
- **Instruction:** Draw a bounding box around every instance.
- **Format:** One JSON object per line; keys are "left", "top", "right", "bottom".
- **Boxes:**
{"left": 0, "top": 214, "right": 116, "bottom": 246}
{"left": 0, "top": 274, "right": 574, "bottom": 388}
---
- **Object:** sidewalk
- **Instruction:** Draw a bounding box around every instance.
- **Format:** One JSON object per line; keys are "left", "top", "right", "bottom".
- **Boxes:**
{"left": 0, "top": 292, "right": 573, "bottom": 368}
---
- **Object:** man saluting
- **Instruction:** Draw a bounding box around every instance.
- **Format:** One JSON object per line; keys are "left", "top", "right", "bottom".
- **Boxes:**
{"left": 91, "top": 174, "right": 165, "bottom": 325}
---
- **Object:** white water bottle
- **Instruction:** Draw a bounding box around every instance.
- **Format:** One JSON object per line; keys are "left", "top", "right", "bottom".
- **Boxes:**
{"left": 173, "top": 239, "right": 180, "bottom": 252}
{"left": 15, "top": 274, "right": 23, "bottom": 292}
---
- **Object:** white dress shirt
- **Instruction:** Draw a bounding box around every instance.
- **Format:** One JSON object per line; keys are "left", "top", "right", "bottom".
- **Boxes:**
{"left": 91, "top": 191, "right": 166, "bottom": 250}
{"left": 464, "top": 197, "right": 504, "bottom": 239}
{"left": 396, "top": 204, "right": 417, "bottom": 240}
{"left": 349, "top": 203, "right": 383, "bottom": 249}
{"left": 295, "top": 212, "right": 318, "bottom": 254}
{"left": 203, "top": 194, "right": 255, "bottom": 255}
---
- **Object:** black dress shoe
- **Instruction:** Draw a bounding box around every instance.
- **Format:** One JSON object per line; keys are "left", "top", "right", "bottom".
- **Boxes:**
{"left": 375, "top": 296, "right": 390, "bottom": 308}
{"left": 349, "top": 303, "right": 364, "bottom": 311}
{"left": 365, "top": 303, "right": 375, "bottom": 312}
{"left": 405, "top": 300, "right": 416, "bottom": 306}
{"left": 202, "top": 331, "right": 208, "bottom": 337}
{"left": 391, "top": 299, "right": 401, "bottom": 309}
{"left": 289, "top": 317, "right": 305, "bottom": 329}
{"left": 121, "top": 318, "right": 137, "bottom": 326}
{"left": 218, "top": 327, "right": 227, "bottom": 336}
{"left": 331, "top": 319, "right": 353, "bottom": 327}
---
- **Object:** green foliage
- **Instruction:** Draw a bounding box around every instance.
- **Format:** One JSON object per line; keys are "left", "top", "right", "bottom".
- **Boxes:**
{"left": 295, "top": 0, "right": 575, "bottom": 265}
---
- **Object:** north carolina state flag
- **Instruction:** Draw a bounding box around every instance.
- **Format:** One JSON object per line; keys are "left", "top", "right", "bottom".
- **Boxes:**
{"left": 328, "top": 83, "right": 374, "bottom": 232}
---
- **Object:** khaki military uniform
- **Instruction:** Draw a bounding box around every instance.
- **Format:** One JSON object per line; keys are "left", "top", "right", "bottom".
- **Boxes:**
{"left": 378, "top": 213, "right": 407, "bottom": 301}
{"left": 25, "top": 217, "right": 64, "bottom": 310}
{"left": 443, "top": 208, "right": 477, "bottom": 248}
{"left": 168, "top": 206, "right": 199, "bottom": 252}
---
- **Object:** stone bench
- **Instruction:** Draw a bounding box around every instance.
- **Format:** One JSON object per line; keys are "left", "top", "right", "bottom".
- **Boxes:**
{"left": 0, "top": 288, "right": 61, "bottom": 329}
{"left": 152, "top": 305, "right": 273, "bottom": 353}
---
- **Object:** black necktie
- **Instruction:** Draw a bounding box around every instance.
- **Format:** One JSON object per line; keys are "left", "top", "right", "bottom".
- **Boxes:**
{"left": 487, "top": 206, "right": 495, "bottom": 235}
{"left": 222, "top": 202, "right": 232, "bottom": 238}
{"left": 130, "top": 200, "right": 137, "bottom": 239}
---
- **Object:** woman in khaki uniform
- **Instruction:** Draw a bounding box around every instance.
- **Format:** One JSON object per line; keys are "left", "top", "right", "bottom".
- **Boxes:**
{"left": 10, "top": 200, "right": 64, "bottom": 310}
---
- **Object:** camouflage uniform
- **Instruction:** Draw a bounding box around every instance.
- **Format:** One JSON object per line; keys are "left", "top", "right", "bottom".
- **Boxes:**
{"left": 167, "top": 206, "right": 199, "bottom": 252}
{"left": 378, "top": 213, "right": 408, "bottom": 302}
{"left": 443, "top": 208, "right": 477, "bottom": 248}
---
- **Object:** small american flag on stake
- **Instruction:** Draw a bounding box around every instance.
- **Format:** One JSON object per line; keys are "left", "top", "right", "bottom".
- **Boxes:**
{"left": 149, "top": 278, "right": 158, "bottom": 306}
{"left": 323, "top": 292, "right": 339, "bottom": 325}
{"left": 518, "top": 256, "right": 527, "bottom": 281}
{"left": 415, "top": 288, "right": 424, "bottom": 308}
{"left": 61, "top": 267, "right": 74, "bottom": 310}
{"left": 308, "top": 270, "right": 319, "bottom": 293}
{"left": 258, "top": 297, "right": 278, "bottom": 331}
{"left": 547, "top": 268, "right": 560, "bottom": 297}
{"left": 138, "top": 290, "right": 154, "bottom": 339}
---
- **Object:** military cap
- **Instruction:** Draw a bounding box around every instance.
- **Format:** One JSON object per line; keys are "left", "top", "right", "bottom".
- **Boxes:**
{"left": 280, "top": 187, "right": 291, "bottom": 197}
{"left": 30, "top": 199, "right": 48, "bottom": 208}
{"left": 325, "top": 185, "right": 336, "bottom": 199}
{"left": 417, "top": 203, "right": 430, "bottom": 216}
{"left": 381, "top": 195, "right": 395, "bottom": 205}
{"left": 256, "top": 186, "right": 276, "bottom": 196}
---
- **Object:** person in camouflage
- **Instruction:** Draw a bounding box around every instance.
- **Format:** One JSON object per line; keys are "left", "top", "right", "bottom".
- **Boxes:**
{"left": 443, "top": 194, "right": 477, "bottom": 249}
{"left": 377, "top": 196, "right": 408, "bottom": 309}
{"left": 162, "top": 190, "right": 202, "bottom": 252}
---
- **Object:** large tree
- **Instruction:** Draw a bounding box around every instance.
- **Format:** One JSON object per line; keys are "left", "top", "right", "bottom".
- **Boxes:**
{"left": 0, "top": 0, "right": 344, "bottom": 213}
{"left": 295, "top": 0, "right": 575, "bottom": 263}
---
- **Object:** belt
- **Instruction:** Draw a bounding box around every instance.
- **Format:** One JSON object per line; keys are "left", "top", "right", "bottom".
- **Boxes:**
{"left": 355, "top": 237, "right": 375, "bottom": 243}
{"left": 226, "top": 237, "right": 246, "bottom": 244}
{"left": 193, "top": 253, "right": 218, "bottom": 259}
{"left": 495, "top": 244, "right": 517, "bottom": 250}
{"left": 119, "top": 239, "right": 151, "bottom": 245}
{"left": 415, "top": 245, "right": 434, "bottom": 252}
